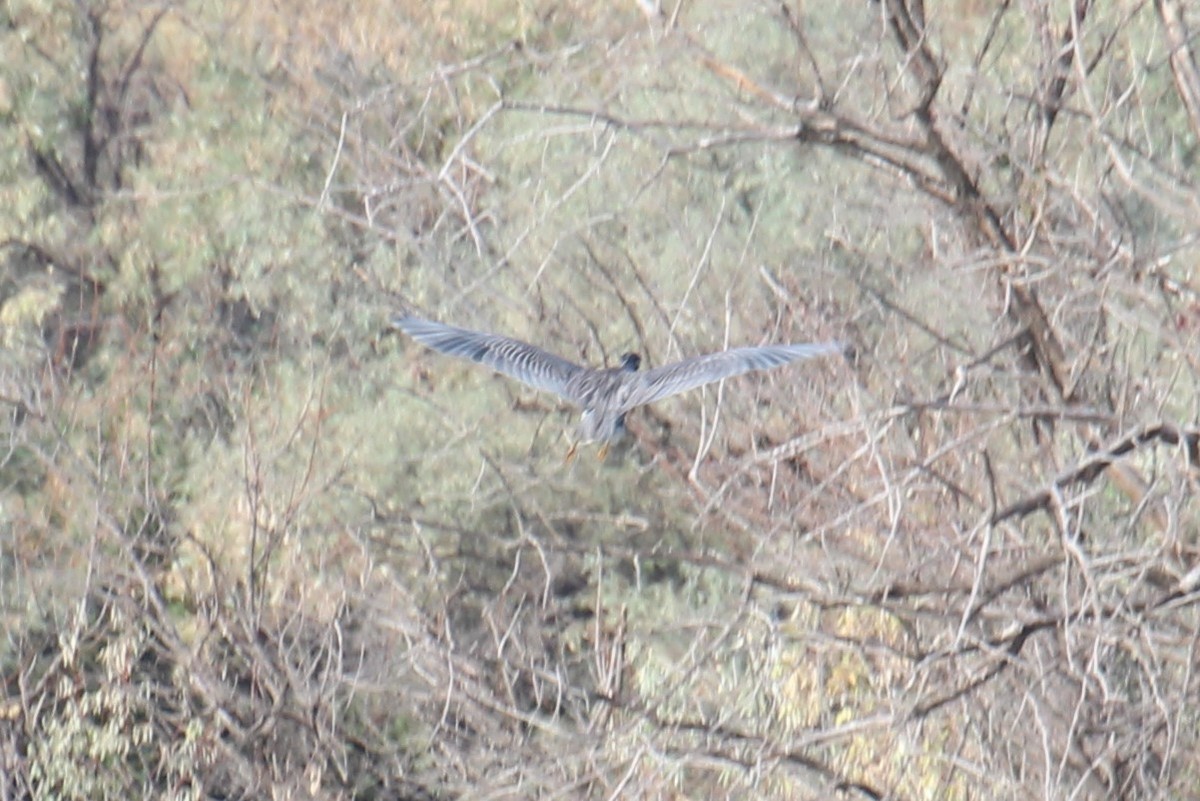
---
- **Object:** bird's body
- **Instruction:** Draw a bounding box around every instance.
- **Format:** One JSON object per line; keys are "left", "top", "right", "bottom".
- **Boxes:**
{"left": 392, "top": 314, "right": 841, "bottom": 458}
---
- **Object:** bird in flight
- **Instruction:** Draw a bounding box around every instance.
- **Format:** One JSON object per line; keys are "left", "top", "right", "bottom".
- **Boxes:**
{"left": 392, "top": 314, "right": 842, "bottom": 460}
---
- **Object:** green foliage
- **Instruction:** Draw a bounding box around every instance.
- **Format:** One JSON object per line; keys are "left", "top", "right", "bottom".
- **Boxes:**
{"left": 26, "top": 608, "right": 201, "bottom": 801}
{"left": 2, "top": 1, "right": 1198, "bottom": 799}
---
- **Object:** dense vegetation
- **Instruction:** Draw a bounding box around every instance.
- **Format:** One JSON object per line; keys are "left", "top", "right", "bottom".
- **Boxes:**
{"left": 2, "top": 1, "right": 1199, "bottom": 798}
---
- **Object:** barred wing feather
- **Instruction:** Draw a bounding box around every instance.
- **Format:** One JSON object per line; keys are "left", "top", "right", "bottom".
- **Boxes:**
{"left": 622, "top": 343, "right": 842, "bottom": 410}
{"left": 393, "top": 316, "right": 586, "bottom": 401}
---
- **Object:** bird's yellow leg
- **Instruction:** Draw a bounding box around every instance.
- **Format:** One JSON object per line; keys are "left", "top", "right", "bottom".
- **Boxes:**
{"left": 596, "top": 442, "right": 610, "bottom": 461}
{"left": 565, "top": 442, "right": 578, "bottom": 464}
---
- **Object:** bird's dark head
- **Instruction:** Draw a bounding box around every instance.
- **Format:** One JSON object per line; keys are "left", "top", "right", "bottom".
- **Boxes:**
{"left": 619, "top": 352, "right": 642, "bottom": 372}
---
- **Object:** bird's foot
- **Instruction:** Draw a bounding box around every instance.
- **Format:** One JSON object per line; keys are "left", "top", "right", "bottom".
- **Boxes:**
{"left": 565, "top": 442, "right": 578, "bottom": 464}
{"left": 597, "top": 442, "right": 610, "bottom": 461}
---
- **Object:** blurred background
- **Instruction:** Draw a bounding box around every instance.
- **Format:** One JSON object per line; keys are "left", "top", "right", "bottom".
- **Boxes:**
{"left": 2, "top": 1, "right": 1198, "bottom": 798}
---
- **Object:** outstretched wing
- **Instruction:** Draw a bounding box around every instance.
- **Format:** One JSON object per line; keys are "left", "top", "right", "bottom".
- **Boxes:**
{"left": 392, "top": 315, "right": 587, "bottom": 402}
{"left": 621, "top": 342, "right": 842, "bottom": 410}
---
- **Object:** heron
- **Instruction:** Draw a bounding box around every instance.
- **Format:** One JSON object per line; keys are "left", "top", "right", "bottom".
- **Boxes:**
{"left": 392, "top": 314, "right": 842, "bottom": 460}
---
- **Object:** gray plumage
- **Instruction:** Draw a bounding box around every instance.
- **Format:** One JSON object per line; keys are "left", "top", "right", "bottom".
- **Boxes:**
{"left": 392, "top": 314, "right": 841, "bottom": 454}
